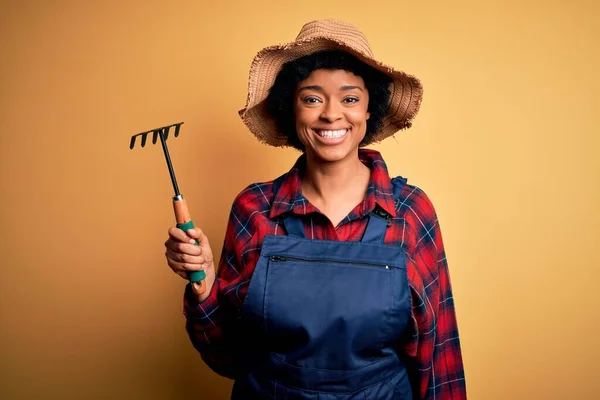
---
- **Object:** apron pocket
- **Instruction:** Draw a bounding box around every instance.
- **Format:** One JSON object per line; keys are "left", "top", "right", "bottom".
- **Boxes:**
{"left": 264, "top": 255, "right": 394, "bottom": 370}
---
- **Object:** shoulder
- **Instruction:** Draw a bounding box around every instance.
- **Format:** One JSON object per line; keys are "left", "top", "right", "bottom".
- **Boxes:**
{"left": 230, "top": 180, "right": 275, "bottom": 211}
{"left": 391, "top": 176, "right": 442, "bottom": 256}
{"left": 229, "top": 170, "right": 290, "bottom": 211}
{"left": 391, "top": 176, "right": 439, "bottom": 222}
{"left": 225, "top": 177, "right": 282, "bottom": 233}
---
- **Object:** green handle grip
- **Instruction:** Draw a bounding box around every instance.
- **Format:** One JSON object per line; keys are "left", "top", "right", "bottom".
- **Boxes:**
{"left": 176, "top": 220, "right": 206, "bottom": 283}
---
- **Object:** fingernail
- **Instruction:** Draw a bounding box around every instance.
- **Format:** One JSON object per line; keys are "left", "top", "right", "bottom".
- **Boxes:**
{"left": 189, "top": 239, "right": 195, "bottom": 244}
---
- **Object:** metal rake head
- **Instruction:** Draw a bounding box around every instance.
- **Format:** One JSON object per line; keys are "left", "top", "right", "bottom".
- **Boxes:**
{"left": 129, "top": 122, "right": 184, "bottom": 150}
{"left": 130, "top": 121, "right": 185, "bottom": 197}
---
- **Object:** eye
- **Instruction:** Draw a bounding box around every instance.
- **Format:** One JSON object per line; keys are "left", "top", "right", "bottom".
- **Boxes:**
{"left": 343, "top": 97, "right": 359, "bottom": 104}
{"left": 302, "top": 96, "right": 321, "bottom": 104}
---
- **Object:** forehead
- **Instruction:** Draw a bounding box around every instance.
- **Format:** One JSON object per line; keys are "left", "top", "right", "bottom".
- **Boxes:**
{"left": 299, "top": 69, "right": 366, "bottom": 87}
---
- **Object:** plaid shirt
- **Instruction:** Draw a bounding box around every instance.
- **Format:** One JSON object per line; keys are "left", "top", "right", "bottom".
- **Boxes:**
{"left": 183, "top": 149, "right": 466, "bottom": 399}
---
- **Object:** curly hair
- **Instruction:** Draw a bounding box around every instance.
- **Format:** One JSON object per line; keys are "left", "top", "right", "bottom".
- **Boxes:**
{"left": 265, "top": 50, "right": 393, "bottom": 151}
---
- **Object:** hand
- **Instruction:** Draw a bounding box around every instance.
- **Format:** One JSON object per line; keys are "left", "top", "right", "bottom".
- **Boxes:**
{"left": 165, "top": 226, "right": 216, "bottom": 302}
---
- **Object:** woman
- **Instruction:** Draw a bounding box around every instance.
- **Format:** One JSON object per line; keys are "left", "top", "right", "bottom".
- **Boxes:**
{"left": 165, "top": 19, "right": 466, "bottom": 399}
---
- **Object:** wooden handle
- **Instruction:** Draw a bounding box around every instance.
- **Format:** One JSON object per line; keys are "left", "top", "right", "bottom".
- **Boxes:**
{"left": 173, "top": 197, "right": 191, "bottom": 224}
{"left": 191, "top": 280, "right": 207, "bottom": 298}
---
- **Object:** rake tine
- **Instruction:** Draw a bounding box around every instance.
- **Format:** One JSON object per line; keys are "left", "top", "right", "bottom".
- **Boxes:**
{"left": 130, "top": 122, "right": 184, "bottom": 149}
{"left": 141, "top": 132, "right": 149, "bottom": 147}
{"left": 174, "top": 123, "right": 182, "bottom": 138}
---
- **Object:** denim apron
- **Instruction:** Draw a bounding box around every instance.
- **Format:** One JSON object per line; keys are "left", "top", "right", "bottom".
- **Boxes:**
{"left": 232, "top": 177, "right": 413, "bottom": 399}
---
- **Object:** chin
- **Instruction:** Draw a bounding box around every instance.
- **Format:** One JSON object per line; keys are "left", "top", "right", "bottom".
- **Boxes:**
{"left": 309, "top": 145, "right": 357, "bottom": 163}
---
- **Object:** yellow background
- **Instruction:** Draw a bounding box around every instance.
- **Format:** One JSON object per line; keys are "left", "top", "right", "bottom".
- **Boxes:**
{"left": 1, "top": 0, "right": 598, "bottom": 399}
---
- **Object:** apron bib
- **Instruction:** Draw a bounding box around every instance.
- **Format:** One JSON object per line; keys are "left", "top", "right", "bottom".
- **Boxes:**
{"left": 233, "top": 177, "right": 413, "bottom": 399}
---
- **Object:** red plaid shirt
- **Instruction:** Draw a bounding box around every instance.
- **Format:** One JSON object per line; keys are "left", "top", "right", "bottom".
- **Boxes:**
{"left": 183, "top": 149, "right": 466, "bottom": 399}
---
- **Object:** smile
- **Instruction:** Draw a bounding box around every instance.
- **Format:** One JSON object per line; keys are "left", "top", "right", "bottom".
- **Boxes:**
{"left": 315, "top": 129, "right": 348, "bottom": 139}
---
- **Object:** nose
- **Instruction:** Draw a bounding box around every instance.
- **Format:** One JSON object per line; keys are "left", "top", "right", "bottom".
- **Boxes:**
{"left": 319, "top": 100, "right": 342, "bottom": 123}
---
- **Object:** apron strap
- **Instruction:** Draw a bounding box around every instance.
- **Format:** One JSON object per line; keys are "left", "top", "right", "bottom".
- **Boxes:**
{"left": 361, "top": 208, "right": 391, "bottom": 244}
{"left": 361, "top": 176, "right": 407, "bottom": 244}
{"left": 282, "top": 214, "right": 307, "bottom": 238}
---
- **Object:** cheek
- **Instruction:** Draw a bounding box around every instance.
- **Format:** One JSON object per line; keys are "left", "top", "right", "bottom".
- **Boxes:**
{"left": 349, "top": 107, "right": 370, "bottom": 128}
{"left": 294, "top": 108, "right": 319, "bottom": 130}
{"left": 292, "top": 107, "right": 314, "bottom": 146}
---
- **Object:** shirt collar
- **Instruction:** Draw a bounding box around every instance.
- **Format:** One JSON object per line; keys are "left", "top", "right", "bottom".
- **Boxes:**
{"left": 269, "top": 148, "right": 397, "bottom": 220}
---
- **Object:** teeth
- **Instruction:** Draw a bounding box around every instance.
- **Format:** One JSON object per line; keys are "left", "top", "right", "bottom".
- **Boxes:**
{"left": 317, "top": 129, "right": 347, "bottom": 138}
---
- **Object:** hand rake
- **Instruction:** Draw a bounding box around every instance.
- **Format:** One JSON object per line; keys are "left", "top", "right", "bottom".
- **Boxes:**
{"left": 130, "top": 122, "right": 206, "bottom": 294}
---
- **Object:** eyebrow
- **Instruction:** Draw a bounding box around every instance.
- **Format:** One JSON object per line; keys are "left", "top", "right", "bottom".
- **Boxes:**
{"left": 298, "top": 85, "right": 364, "bottom": 93}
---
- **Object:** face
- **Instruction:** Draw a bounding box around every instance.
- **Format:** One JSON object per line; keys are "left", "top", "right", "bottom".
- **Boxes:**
{"left": 293, "top": 69, "right": 370, "bottom": 164}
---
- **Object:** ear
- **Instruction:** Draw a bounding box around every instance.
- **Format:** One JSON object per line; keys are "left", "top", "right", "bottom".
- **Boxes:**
{"left": 366, "top": 111, "right": 371, "bottom": 120}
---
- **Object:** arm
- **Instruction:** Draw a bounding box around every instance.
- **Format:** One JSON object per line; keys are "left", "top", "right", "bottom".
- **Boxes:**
{"left": 182, "top": 200, "right": 256, "bottom": 379}
{"left": 429, "top": 242, "right": 467, "bottom": 399}
{"left": 408, "top": 188, "right": 467, "bottom": 399}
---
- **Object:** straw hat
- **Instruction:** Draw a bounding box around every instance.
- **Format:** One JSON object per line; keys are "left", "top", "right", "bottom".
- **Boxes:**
{"left": 238, "top": 19, "right": 424, "bottom": 148}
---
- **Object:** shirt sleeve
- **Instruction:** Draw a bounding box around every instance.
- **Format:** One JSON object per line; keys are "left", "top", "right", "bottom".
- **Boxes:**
{"left": 410, "top": 188, "right": 467, "bottom": 399}
{"left": 181, "top": 198, "right": 254, "bottom": 379}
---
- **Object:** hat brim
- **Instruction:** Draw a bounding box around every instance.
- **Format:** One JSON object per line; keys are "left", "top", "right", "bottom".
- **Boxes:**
{"left": 238, "top": 37, "right": 423, "bottom": 148}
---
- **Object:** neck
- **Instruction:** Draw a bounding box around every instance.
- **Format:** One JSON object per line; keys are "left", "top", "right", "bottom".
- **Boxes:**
{"left": 301, "top": 150, "right": 370, "bottom": 203}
